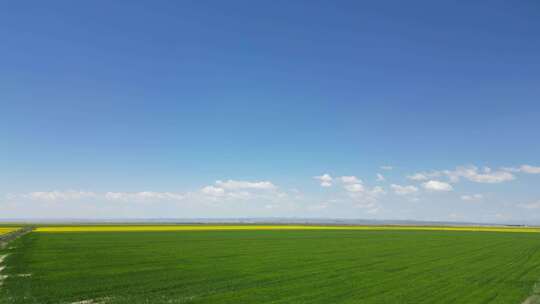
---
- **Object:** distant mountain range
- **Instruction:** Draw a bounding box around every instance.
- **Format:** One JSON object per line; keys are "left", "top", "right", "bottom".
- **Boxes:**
{"left": 0, "top": 217, "right": 537, "bottom": 227}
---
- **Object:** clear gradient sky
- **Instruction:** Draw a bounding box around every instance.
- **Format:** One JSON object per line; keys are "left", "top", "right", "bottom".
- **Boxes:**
{"left": 1, "top": 1, "right": 539, "bottom": 223}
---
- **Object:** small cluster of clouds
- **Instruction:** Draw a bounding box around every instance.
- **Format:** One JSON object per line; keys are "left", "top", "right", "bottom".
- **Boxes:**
{"left": 308, "top": 163, "right": 540, "bottom": 223}
{"left": 9, "top": 180, "right": 281, "bottom": 204}
{"left": 104, "top": 191, "right": 184, "bottom": 202}
{"left": 447, "top": 166, "right": 515, "bottom": 184}
{"left": 384, "top": 164, "right": 540, "bottom": 217}
{"left": 341, "top": 175, "right": 362, "bottom": 185}
{"left": 390, "top": 184, "right": 418, "bottom": 196}
{"left": 313, "top": 173, "right": 385, "bottom": 213}
{"left": 215, "top": 180, "right": 276, "bottom": 190}
{"left": 407, "top": 166, "right": 513, "bottom": 184}
{"left": 314, "top": 164, "right": 522, "bottom": 201}
{"left": 1, "top": 181, "right": 305, "bottom": 219}
{"left": 460, "top": 194, "right": 483, "bottom": 201}
{"left": 408, "top": 164, "right": 540, "bottom": 184}
{"left": 518, "top": 200, "right": 540, "bottom": 210}
{"left": 314, "top": 164, "right": 472, "bottom": 210}
{"left": 20, "top": 190, "right": 98, "bottom": 201}
{"left": 394, "top": 164, "right": 540, "bottom": 202}
{"left": 502, "top": 165, "right": 540, "bottom": 174}
{"left": 422, "top": 180, "right": 453, "bottom": 192}
{"left": 16, "top": 190, "right": 186, "bottom": 203}
{"left": 313, "top": 174, "right": 333, "bottom": 187}
{"left": 391, "top": 181, "right": 456, "bottom": 195}
{"left": 341, "top": 176, "right": 384, "bottom": 197}
{"left": 313, "top": 166, "right": 390, "bottom": 188}
{"left": 390, "top": 181, "right": 453, "bottom": 196}
{"left": 198, "top": 180, "right": 281, "bottom": 202}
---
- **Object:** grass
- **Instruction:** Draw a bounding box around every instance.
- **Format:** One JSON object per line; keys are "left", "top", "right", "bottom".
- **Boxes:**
{"left": 2, "top": 228, "right": 540, "bottom": 303}
{"left": 34, "top": 224, "right": 540, "bottom": 233}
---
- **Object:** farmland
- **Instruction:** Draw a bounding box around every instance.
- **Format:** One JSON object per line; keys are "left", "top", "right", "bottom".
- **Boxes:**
{"left": 34, "top": 224, "right": 540, "bottom": 233}
{"left": 1, "top": 227, "right": 540, "bottom": 303}
{"left": 0, "top": 228, "right": 18, "bottom": 236}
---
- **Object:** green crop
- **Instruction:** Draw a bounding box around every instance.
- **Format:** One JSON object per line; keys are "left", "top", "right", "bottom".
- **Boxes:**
{"left": 1, "top": 229, "right": 540, "bottom": 303}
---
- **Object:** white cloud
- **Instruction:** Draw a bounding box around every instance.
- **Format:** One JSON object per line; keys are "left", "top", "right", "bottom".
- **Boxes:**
{"left": 104, "top": 192, "right": 125, "bottom": 201}
{"left": 340, "top": 176, "right": 362, "bottom": 184}
{"left": 365, "top": 207, "right": 380, "bottom": 214}
{"left": 350, "top": 192, "right": 382, "bottom": 213}
{"left": 23, "top": 187, "right": 288, "bottom": 203}
{"left": 422, "top": 180, "right": 453, "bottom": 192}
{"left": 224, "top": 191, "right": 252, "bottom": 200}
{"left": 407, "top": 173, "right": 427, "bottom": 181}
{"left": 390, "top": 184, "right": 419, "bottom": 195}
{"left": 460, "top": 194, "right": 483, "bottom": 201}
{"left": 371, "top": 186, "right": 385, "bottom": 196}
{"left": 494, "top": 213, "right": 512, "bottom": 220}
{"left": 518, "top": 201, "right": 540, "bottom": 210}
{"left": 502, "top": 165, "right": 540, "bottom": 174}
{"left": 409, "top": 166, "right": 515, "bottom": 184}
{"left": 520, "top": 165, "right": 540, "bottom": 174}
{"left": 200, "top": 186, "right": 225, "bottom": 197}
{"left": 344, "top": 183, "right": 365, "bottom": 193}
{"left": 341, "top": 178, "right": 385, "bottom": 214}
{"left": 138, "top": 192, "right": 184, "bottom": 200}
{"left": 501, "top": 167, "right": 520, "bottom": 173}
{"left": 24, "top": 190, "right": 97, "bottom": 201}
{"left": 215, "top": 180, "right": 276, "bottom": 190}
{"left": 105, "top": 191, "right": 184, "bottom": 201}
{"left": 380, "top": 166, "right": 393, "bottom": 170}
{"left": 448, "top": 166, "right": 514, "bottom": 184}
{"left": 314, "top": 174, "right": 333, "bottom": 187}
{"left": 407, "top": 171, "right": 450, "bottom": 181}
{"left": 19, "top": 190, "right": 185, "bottom": 203}
{"left": 308, "top": 203, "right": 328, "bottom": 211}
{"left": 376, "top": 173, "right": 385, "bottom": 182}
{"left": 1, "top": 181, "right": 304, "bottom": 219}
{"left": 197, "top": 179, "right": 283, "bottom": 202}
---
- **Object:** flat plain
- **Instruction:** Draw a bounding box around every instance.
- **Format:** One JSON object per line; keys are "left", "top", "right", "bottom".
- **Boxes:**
{"left": 1, "top": 226, "right": 540, "bottom": 304}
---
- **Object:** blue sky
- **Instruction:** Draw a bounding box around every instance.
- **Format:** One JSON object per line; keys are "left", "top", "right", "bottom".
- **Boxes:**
{"left": 1, "top": 1, "right": 539, "bottom": 223}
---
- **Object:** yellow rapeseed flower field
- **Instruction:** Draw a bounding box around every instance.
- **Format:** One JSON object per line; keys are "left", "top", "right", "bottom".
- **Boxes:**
{"left": 0, "top": 227, "right": 19, "bottom": 235}
{"left": 35, "top": 225, "right": 540, "bottom": 233}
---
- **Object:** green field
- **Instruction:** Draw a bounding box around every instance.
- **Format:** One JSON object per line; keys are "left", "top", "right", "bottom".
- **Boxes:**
{"left": 1, "top": 229, "right": 540, "bottom": 303}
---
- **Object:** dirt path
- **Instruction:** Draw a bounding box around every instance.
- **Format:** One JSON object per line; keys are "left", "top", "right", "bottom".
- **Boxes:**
{"left": 522, "top": 295, "right": 540, "bottom": 304}
{"left": 0, "top": 227, "right": 33, "bottom": 249}
{"left": 0, "top": 254, "right": 8, "bottom": 287}
{"left": 522, "top": 283, "right": 540, "bottom": 304}
{"left": 0, "top": 227, "right": 33, "bottom": 288}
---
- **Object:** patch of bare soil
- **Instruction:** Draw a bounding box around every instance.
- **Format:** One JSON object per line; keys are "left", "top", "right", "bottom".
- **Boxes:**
{"left": 0, "top": 254, "right": 8, "bottom": 287}
{"left": 522, "top": 283, "right": 540, "bottom": 304}
{"left": 0, "top": 228, "right": 33, "bottom": 288}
